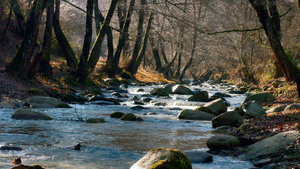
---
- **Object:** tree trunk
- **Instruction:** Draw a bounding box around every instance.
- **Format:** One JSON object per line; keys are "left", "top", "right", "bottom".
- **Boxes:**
{"left": 248, "top": 0, "right": 300, "bottom": 97}
{"left": 53, "top": 0, "right": 78, "bottom": 70}
{"left": 11, "top": 0, "right": 25, "bottom": 37}
{"left": 76, "top": 0, "right": 94, "bottom": 83}
{"left": 127, "top": 0, "right": 146, "bottom": 70}
{"left": 128, "top": 12, "right": 154, "bottom": 75}
{"left": 6, "top": 0, "right": 46, "bottom": 76}
{"left": 94, "top": 1, "right": 114, "bottom": 74}
{"left": 150, "top": 37, "right": 163, "bottom": 72}
{"left": 107, "top": 0, "right": 135, "bottom": 76}
{"left": 87, "top": 0, "right": 119, "bottom": 77}
{"left": 28, "top": 0, "right": 54, "bottom": 79}
{"left": 268, "top": 0, "right": 283, "bottom": 78}
{"left": 94, "top": 0, "right": 101, "bottom": 34}
{"left": 117, "top": 0, "right": 130, "bottom": 59}
{"left": 1, "top": 3, "right": 13, "bottom": 44}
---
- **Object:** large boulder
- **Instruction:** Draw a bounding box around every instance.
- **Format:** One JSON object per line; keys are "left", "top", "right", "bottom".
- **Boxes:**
{"left": 172, "top": 85, "right": 193, "bottom": 95}
{"left": 177, "top": 109, "right": 215, "bottom": 120}
{"left": 25, "top": 96, "right": 71, "bottom": 108}
{"left": 202, "top": 98, "right": 227, "bottom": 116}
{"left": 12, "top": 109, "right": 53, "bottom": 120}
{"left": 246, "top": 131, "right": 300, "bottom": 160}
{"left": 206, "top": 135, "right": 239, "bottom": 150}
{"left": 130, "top": 147, "right": 192, "bottom": 169}
{"left": 164, "top": 83, "right": 176, "bottom": 94}
{"left": 211, "top": 111, "right": 244, "bottom": 128}
{"left": 187, "top": 91, "right": 208, "bottom": 102}
{"left": 150, "top": 88, "right": 170, "bottom": 96}
{"left": 243, "top": 92, "right": 276, "bottom": 104}
{"left": 110, "top": 112, "right": 125, "bottom": 118}
{"left": 244, "top": 102, "right": 266, "bottom": 118}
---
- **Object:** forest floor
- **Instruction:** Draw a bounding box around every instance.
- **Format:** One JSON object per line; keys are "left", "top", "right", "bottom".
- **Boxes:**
{"left": 0, "top": 22, "right": 300, "bottom": 168}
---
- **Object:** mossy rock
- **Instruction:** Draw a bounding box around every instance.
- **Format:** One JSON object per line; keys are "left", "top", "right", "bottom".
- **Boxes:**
{"left": 131, "top": 147, "right": 192, "bottom": 169}
{"left": 150, "top": 88, "right": 170, "bottom": 96}
{"left": 206, "top": 135, "right": 239, "bottom": 150}
{"left": 110, "top": 112, "right": 125, "bottom": 118}
{"left": 57, "top": 103, "right": 72, "bottom": 108}
{"left": 195, "top": 106, "right": 210, "bottom": 112}
{"left": 12, "top": 109, "right": 53, "bottom": 120}
{"left": 86, "top": 118, "right": 105, "bottom": 123}
{"left": 120, "top": 113, "right": 137, "bottom": 121}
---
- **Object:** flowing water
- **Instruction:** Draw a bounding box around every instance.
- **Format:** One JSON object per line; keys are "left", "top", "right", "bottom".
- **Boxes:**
{"left": 0, "top": 83, "right": 253, "bottom": 169}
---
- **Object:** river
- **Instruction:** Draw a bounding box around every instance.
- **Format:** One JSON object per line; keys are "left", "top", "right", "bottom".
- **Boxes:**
{"left": 0, "top": 82, "right": 253, "bottom": 169}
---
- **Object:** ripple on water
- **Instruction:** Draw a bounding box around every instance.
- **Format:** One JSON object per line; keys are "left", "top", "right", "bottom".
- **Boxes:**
{"left": 0, "top": 84, "right": 253, "bottom": 168}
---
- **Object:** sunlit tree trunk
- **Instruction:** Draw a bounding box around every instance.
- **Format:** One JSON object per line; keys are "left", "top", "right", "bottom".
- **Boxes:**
{"left": 248, "top": 0, "right": 300, "bottom": 97}
{"left": 128, "top": 12, "right": 154, "bottom": 75}
{"left": 127, "top": 0, "right": 146, "bottom": 70}
{"left": 6, "top": 0, "right": 46, "bottom": 76}
{"left": 117, "top": 0, "right": 130, "bottom": 59}
{"left": 87, "top": 0, "right": 119, "bottom": 77}
{"left": 76, "top": 0, "right": 94, "bottom": 83}
{"left": 94, "top": 1, "right": 114, "bottom": 73}
{"left": 53, "top": 0, "right": 78, "bottom": 70}
{"left": 107, "top": 0, "right": 135, "bottom": 77}
{"left": 28, "top": 0, "right": 54, "bottom": 79}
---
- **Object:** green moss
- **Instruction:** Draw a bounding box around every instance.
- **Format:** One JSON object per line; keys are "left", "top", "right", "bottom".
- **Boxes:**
{"left": 150, "top": 148, "right": 192, "bottom": 169}
{"left": 86, "top": 118, "right": 105, "bottom": 123}
{"left": 110, "top": 112, "right": 125, "bottom": 118}
{"left": 57, "top": 103, "right": 72, "bottom": 108}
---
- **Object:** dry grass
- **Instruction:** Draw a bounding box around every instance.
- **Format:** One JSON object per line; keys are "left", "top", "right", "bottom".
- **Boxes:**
{"left": 135, "top": 67, "right": 172, "bottom": 83}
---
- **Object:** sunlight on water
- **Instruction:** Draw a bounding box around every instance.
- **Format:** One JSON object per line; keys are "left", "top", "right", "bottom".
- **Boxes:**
{"left": 0, "top": 83, "right": 253, "bottom": 169}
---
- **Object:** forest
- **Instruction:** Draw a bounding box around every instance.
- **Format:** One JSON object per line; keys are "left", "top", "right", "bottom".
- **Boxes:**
{"left": 0, "top": 0, "right": 299, "bottom": 169}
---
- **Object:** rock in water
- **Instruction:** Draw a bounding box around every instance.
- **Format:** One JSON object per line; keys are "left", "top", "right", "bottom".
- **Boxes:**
{"left": 25, "top": 96, "right": 71, "bottom": 108}
{"left": 206, "top": 135, "right": 239, "bottom": 150}
{"left": 187, "top": 91, "right": 208, "bottom": 102}
{"left": 202, "top": 98, "right": 227, "bottom": 116}
{"left": 11, "top": 165, "right": 45, "bottom": 169}
{"left": 177, "top": 109, "right": 214, "bottom": 120}
{"left": 130, "top": 147, "right": 192, "bottom": 169}
{"left": 120, "top": 113, "right": 137, "bottom": 121}
{"left": 211, "top": 111, "right": 244, "bottom": 128}
{"left": 184, "top": 151, "right": 213, "bottom": 163}
{"left": 12, "top": 109, "right": 53, "bottom": 120}
{"left": 172, "top": 85, "right": 193, "bottom": 95}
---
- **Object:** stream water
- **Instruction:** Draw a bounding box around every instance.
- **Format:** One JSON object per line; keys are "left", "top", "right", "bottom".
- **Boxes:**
{"left": 0, "top": 83, "right": 253, "bottom": 169}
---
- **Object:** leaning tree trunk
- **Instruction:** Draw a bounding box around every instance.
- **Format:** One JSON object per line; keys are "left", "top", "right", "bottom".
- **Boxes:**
{"left": 248, "top": 0, "right": 300, "bottom": 97}
{"left": 94, "top": 0, "right": 114, "bottom": 73}
{"left": 76, "top": 0, "right": 94, "bottom": 83}
{"left": 117, "top": 0, "right": 130, "bottom": 59}
{"left": 11, "top": 0, "right": 25, "bottom": 37}
{"left": 149, "top": 37, "right": 163, "bottom": 73}
{"left": 126, "top": 0, "right": 146, "bottom": 71}
{"left": 6, "top": 0, "right": 46, "bottom": 77}
{"left": 53, "top": 0, "right": 78, "bottom": 70}
{"left": 87, "top": 0, "right": 119, "bottom": 77}
{"left": 128, "top": 12, "right": 154, "bottom": 75}
{"left": 28, "top": 0, "right": 54, "bottom": 79}
{"left": 1, "top": 3, "right": 13, "bottom": 44}
{"left": 107, "top": 0, "right": 135, "bottom": 77}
